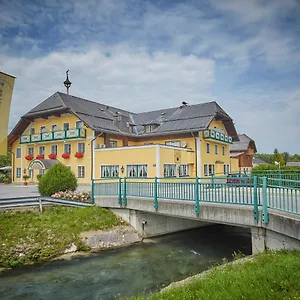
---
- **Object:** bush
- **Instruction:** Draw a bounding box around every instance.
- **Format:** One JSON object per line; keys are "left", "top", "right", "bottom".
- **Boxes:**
{"left": 36, "top": 174, "right": 43, "bottom": 181}
{"left": 51, "top": 190, "right": 91, "bottom": 203}
{"left": 38, "top": 164, "right": 77, "bottom": 196}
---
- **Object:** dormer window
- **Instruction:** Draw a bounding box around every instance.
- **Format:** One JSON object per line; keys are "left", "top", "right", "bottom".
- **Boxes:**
{"left": 145, "top": 125, "right": 153, "bottom": 133}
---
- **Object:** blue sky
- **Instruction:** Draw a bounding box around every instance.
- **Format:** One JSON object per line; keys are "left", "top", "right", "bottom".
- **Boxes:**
{"left": 1, "top": 0, "right": 300, "bottom": 153}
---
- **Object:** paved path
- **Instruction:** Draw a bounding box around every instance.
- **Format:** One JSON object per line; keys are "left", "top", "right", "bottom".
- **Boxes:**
{"left": 0, "top": 184, "right": 91, "bottom": 199}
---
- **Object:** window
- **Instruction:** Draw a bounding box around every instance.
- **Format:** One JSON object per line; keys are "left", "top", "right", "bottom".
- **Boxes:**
{"left": 28, "top": 147, "right": 34, "bottom": 156}
{"left": 78, "top": 166, "right": 85, "bottom": 178}
{"left": 40, "top": 126, "right": 46, "bottom": 133}
{"left": 222, "top": 146, "right": 225, "bottom": 155}
{"left": 16, "top": 148, "right": 21, "bottom": 158}
{"left": 165, "top": 141, "right": 181, "bottom": 147}
{"left": 63, "top": 122, "right": 69, "bottom": 131}
{"left": 110, "top": 140, "right": 118, "bottom": 148}
{"left": 179, "top": 164, "right": 189, "bottom": 177}
{"left": 224, "top": 164, "right": 230, "bottom": 175}
{"left": 204, "top": 164, "right": 215, "bottom": 176}
{"left": 164, "top": 164, "right": 176, "bottom": 177}
{"left": 206, "top": 143, "right": 210, "bottom": 154}
{"left": 76, "top": 120, "right": 82, "bottom": 129}
{"left": 78, "top": 142, "right": 85, "bottom": 153}
{"left": 16, "top": 168, "right": 21, "bottom": 178}
{"left": 28, "top": 169, "right": 33, "bottom": 179}
{"left": 215, "top": 145, "right": 218, "bottom": 155}
{"left": 51, "top": 144, "right": 58, "bottom": 154}
{"left": 51, "top": 124, "right": 58, "bottom": 132}
{"left": 64, "top": 143, "right": 71, "bottom": 153}
{"left": 101, "top": 165, "right": 119, "bottom": 178}
{"left": 144, "top": 125, "right": 154, "bottom": 133}
{"left": 127, "top": 164, "right": 148, "bottom": 177}
{"left": 39, "top": 169, "right": 45, "bottom": 175}
{"left": 39, "top": 146, "right": 45, "bottom": 155}
{"left": 30, "top": 128, "right": 35, "bottom": 135}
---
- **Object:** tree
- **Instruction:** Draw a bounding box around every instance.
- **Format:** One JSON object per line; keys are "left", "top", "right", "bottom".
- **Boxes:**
{"left": 282, "top": 152, "right": 289, "bottom": 164}
{"left": 273, "top": 148, "right": 285, "bottom": 166}
{"left": 0, "top": 150, "right": 11, "bottom": 168}
{"left": 38, "top": 163, "right": 77, "bottom": 197}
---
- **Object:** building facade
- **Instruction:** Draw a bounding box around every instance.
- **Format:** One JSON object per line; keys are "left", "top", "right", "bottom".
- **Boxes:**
{"left": 230, "top": 134, "right": 257, "bottom": 173}
{"left": 8, "top": 92, "right": 240, "bottom": 184}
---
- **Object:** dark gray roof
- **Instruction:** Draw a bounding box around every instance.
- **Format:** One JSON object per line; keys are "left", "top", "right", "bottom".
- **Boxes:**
{"left": 286, "top": 162, "right": 300, "bottom": 167}
{"left": 252, "top": 157, "right": 268, "bottom": 165}
{"left": 230, "top": 134, "right": 257, "bottom": 152}
{"left": 10, "top": 92, "right": 238, "bottom": 143}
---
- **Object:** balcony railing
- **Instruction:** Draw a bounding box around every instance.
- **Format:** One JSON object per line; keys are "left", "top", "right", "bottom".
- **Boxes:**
{"left": 20, "top": 128, "right": 86, "bottom": 144}
{"left": 203, "top": 129, "right": 232, "bottom": 144}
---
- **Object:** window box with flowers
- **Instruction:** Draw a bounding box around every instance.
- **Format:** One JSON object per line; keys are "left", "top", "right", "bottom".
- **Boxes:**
{"left": 25, "top": 155, "right": 34, "bottom": 161}
{"left": 48, "top": 153, "right": 57, "bottom": 159}
{"left": 36, "top": 154, "right": 45, "bottom": 159}
{"left": 74, "top": 152, "right": 84, "bottom": 158}
{"left": 62, "top": 152, "right": 70, "bottom": 159}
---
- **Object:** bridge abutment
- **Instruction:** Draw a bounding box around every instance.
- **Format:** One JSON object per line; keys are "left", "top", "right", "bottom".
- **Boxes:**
{"left": 110, "top": 208, "right": 210, "bottom": 238}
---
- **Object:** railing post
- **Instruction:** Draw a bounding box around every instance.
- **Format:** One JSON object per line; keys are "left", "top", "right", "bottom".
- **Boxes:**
{"left": 253, "top": 176, "right": 258, "bottom": 222}
{"left": 195, "top": 177, "right": 200, "bottom": 214}
{"left": 154, "top": 177, "right": 158, "bottom": 209}
{"left": 123, "top": 177, "right": 127, "bottom": 206}
{"left": 118, "top": 177, "right": 122, "bottom": 205}
{"left": 211, "top": 173, "right": 214, "bottom": 188}
{"left": 91, "top": 179, "right": 95, "bottom": 204}
{"left": 262, "top": 176, "right": 269, "bottom": 224}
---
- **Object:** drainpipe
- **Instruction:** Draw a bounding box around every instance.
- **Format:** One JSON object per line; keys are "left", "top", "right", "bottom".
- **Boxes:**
{"left": 90, "top": 132, "right": 103, "bottom": 181}
{"left": 191, "top": 132, "right": 197, "bottom": 177}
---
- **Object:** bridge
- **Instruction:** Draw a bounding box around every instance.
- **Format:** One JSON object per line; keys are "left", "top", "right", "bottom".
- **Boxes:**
{"left": 92, "top": 176, "right": 300, "bottom": 254}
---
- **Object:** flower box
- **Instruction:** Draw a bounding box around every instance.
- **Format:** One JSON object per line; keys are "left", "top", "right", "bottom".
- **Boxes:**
{"left": 36, "top": 154, "right": 44, "bottom": 159}
{"left": 74, "top": 152, "right": 84, "bottom": 158}
{"left": 25, "top": 155, "right": 34, "bottom": 161}
{"left": 48, "top": 153, "right": 57, "bottom": 159}
{"left": 62, "top": 152, "right": 70, "bottom": 159}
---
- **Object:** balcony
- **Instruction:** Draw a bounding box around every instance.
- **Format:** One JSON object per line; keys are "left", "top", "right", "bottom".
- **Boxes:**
{"left": 203, "top": 129, "right": 232, "bottom": 144}
{"left": 20, "top": 128, "right": 86, "bottom": 144}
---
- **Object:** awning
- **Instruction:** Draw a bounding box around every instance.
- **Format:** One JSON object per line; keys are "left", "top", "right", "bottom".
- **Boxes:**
{"left": 28, "top": 159, "right": 60, "bottom": 170}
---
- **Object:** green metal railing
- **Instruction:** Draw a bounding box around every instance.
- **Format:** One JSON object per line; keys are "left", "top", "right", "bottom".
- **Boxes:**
{"left": 92, "top": 175, "right": 300, "bottom": 222}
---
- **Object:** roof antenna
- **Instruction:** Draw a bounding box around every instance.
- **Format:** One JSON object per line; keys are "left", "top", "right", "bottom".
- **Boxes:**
{"left": 64, "top": 70, "right": 72, "bottom": 95}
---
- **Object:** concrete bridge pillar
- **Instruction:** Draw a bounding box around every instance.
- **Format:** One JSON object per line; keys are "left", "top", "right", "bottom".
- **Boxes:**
{"left": 251, "top": 227, "right": 266, "bottom": 254}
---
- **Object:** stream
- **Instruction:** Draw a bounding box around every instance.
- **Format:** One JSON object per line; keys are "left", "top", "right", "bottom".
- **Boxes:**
{"left": 0, "top": 225, "right": 251, "bottom": 300}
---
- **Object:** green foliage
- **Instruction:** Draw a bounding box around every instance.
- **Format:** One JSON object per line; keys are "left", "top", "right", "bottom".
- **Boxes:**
{"left": 36, "top": 174, "right": 43, "bottom": 181}
{"left": 38, "top": 163, "right": 77, "bottom": 196}
{"left": 0, "top": 206, "right": 126, "bottom": 268}
{"left": 129, "top": 250, "right": 300, "bottom": 300}
{"left": 23, "top": 175, "right": 30, "bottom": 181}
{"left": 273, "top": 148, "right": 285, "bottom": 165}
{"left": 0, "top": 150, "right": 11, "bottom": 168}
{"left": 252, "top": 165, "right": 300, "bottom": 172}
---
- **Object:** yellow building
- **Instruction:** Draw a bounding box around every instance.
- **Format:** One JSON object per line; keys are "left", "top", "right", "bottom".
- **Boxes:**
{"left": 0, "top": 71, "right": 15, "bottom": 155}
{"left": 8, "top": 92, "right": 239, "bottom": 184}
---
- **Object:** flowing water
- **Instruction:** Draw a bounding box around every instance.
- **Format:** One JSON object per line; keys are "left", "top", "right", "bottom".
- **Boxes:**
{"left": 0, "top": 225, "right": 251, "bottom": 300}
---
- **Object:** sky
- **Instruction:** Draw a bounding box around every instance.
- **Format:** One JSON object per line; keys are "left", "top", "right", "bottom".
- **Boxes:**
{"left": 1, "top": 0, "right": 300, "bottom": 154}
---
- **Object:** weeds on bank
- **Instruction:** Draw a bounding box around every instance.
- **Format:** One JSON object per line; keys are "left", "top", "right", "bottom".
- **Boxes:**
{"left": 128, "top": 250, "right": 300, "bottom": 300}
{"left": 0, "top": 206, "right": 125, "bottom": 268}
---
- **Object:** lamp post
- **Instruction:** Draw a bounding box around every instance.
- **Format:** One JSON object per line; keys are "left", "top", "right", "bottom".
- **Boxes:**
{"left": 274, "top": 161, "right": 281, "bottom": 186}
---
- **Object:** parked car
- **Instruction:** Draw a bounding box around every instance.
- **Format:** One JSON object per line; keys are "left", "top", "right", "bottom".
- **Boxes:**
{"left": 226, "top": 173, "right": 251, "bottom": 185}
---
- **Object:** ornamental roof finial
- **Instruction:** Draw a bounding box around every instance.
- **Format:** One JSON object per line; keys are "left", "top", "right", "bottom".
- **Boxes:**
{"left": 64, "top": 70, "right": 72, "bottom": 95}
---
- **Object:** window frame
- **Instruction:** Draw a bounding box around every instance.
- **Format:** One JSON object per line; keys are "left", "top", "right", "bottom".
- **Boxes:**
{"left": 109, "top": 140, "right": 118, "bottom": 148}
{"left": 16, "top": 147, "right": 21, "bottom": 158}
{"left": 127, "top": 164, "right": 148, "bottom": 178}
{"left": 51, "top": 124, "right": 58, "bottom": 132}
{"left": 64, "top": 143, "right": 71, "bottom": 153}
{"left": 215, "top": 144, "right": 218, "bottom": 155}
{"left": 178, "top": 164, "right": 189, "bottom": 177}
{"left": 101, "top": 165, "right": 120, "bottom": 178}
{"left": 16, "top": 167, "right": 21, "bottom": 178}
{"left": 76, "top": 120, "right": 83, "bottom": 129}
{"left": 77, "top": 166, "right": 85, "bottom": 178}
{"left": 63, "top": 122, "right": 70, "bottom": 131}
{"left": 206, "top": 143, "right": 210, "bottom": 154}
{"left": 39, "top": 146, "right": 45, "bottom": 155}
{"left": 27, "top": 147, "right": 34, "bottom": 157}
{"left": 222, "top": 146, "right": 225, "bottom": 155}
{"left": 51, "top": 144, "right": 58, "bottom": 155}
{"left": 77, "top": 142, "right": 85, "bottom": 153}
{"left": 204, "top": 164, "right": 215, "bottom": 176}
{"left": 40, "top": 126, "right": 46, "bottom": 133}
{"left": 164, "top": 164, "right": 176, "bottom": 178}
{"left": 29, "top": 128, "right": 35, "bottom": 135}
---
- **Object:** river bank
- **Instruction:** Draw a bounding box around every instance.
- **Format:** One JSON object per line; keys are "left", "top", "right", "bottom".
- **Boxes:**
{"left": 0, "top": 206, "right": 140, "bottom": 270}
{"left": 129, "top": 249, "right": 300, "bottom": 300}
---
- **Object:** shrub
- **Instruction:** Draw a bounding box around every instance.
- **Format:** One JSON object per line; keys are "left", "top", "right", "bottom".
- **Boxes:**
{"left": 38, "top": 164, "right": 77, "bottom": 196}
{"left": 36, "top": 174, "right": 43, "bottom": 181}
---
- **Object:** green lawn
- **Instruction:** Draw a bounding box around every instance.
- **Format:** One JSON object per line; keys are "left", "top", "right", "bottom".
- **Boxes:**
{"left": 0, "top": 206, "right": 125, "bottom": 268}
{"left": 129, "top": 250, "right": 300, "bottom": 300}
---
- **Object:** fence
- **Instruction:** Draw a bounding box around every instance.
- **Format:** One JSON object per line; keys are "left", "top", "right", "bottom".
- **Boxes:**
{"left": 93, "top": 176, "right": 300, "bottom": 221}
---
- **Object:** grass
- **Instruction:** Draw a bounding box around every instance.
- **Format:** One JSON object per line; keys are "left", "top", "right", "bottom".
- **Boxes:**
{"left": 128, "top": 250, "right": 300, "bottom": 300}
{"left": 0, "top": 206, "right": 125, "bottom": 268}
